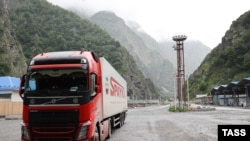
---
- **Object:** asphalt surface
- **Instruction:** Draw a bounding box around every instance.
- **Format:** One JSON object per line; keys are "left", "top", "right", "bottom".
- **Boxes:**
{"left": 0, "top": 105, "right": 249, "bottom": 141}
{"left": 108, "top": 105, "right": 250, "bottom": 141}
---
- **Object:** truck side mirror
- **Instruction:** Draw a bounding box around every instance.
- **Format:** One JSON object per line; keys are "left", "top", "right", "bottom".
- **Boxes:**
{"left": 19, "top": 74, "right": 26, "bottom": 99}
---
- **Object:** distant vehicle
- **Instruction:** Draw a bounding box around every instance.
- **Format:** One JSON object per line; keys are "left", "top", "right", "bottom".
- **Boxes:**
{"left": 19, "top": 51, "right": 127, "bottom": 141}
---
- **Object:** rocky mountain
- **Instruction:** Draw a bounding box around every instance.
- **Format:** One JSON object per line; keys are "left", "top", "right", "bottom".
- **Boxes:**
{"left": 127, "top": 21, "right": 211, "bottom": 76}
{"left": 90, "top": 11, "right": 176, "bottom": 95}
{"left": 90, "top": 11, "right": 211, "bottom": 96}
{"left": 158, "top": 40, "right": 211, "bottom": 75}
{"left": 0, "top": 0, "right": 27, "bottom": 76}
{"left": 189, "top": 10, "right": 250, "bottom": 98}
{"left": 1, "top": 0, "right": 159, "bottom": 100}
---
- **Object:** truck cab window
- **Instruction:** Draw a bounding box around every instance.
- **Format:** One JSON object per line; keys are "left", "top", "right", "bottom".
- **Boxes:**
{"left": 25, "top": 69, "right": 88, "bottom": 92}
{"left": 27, "top": 72, "right": 43, "bottom": 91}
{"left": 69, "top": 71, "right": 88, "bottom": 91}
{"left": 90, "top": 73, "right": 96, "bottom": 96}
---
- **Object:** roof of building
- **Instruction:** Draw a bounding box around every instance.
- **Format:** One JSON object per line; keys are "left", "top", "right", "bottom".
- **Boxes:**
{"left": 210, "top": 77, "right": 250, "bottom": 95}
{"left": 227, "top": 81, "right": 239, "bottom": 88}
{"left": 238, "top": 77, "right": 250, "bottom": 86}
{"left": 0, "top": 76, "right": 20, "bottom": 91}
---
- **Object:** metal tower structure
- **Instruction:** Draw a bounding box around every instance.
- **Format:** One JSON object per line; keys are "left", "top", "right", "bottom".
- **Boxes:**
{"left": 172, "top": 34, "right": 187, "bottom": 107}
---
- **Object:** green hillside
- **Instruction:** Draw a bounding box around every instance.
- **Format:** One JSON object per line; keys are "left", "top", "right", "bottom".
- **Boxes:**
{"left": 0, "top": 0, "right": 27, "bottom": 76}
{"left": 10, "top": 0, "right": 123, "bottom": 69}
{"left": 2, "top": 0, "right": 159, "bottom": 99}
{"left": 189, "top": 10, "right": 250, "bottom": 98}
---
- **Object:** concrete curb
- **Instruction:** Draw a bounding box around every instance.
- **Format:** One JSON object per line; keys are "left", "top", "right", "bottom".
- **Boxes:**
{"left": 4, "top": 115, "right": 22, "bottom": 120}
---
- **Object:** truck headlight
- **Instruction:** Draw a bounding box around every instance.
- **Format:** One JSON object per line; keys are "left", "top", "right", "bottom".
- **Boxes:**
{"left": 21, "top": 123, "right": 30, "bottom": 140}
{"left": 77, "top": 121, "right": 91, "bottom": 140}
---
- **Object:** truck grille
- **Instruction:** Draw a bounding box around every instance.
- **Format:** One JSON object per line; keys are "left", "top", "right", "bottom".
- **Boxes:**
{"left": 29, "top": 110, "right": 79, "bottom": 124}
{"left": 29, "top": 110, "right": 79, "bottom": 140}
{"left": 32, "top": 126, "right": 76, "bottom": 141}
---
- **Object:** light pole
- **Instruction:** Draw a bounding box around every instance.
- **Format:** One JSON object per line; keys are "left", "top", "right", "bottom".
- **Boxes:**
{"left": 186, "top": 74, "right": 189, "bottom": 108}
{"left": 173, "top": 74, "right": 176, "bottom": 110}
{"left": 172, "top": 34, "right": 187, "bottom": 108}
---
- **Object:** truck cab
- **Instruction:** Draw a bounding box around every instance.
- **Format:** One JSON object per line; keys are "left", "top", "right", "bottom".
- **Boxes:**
{"left": 19, "top": 51, "right": 115, "bottom": 141}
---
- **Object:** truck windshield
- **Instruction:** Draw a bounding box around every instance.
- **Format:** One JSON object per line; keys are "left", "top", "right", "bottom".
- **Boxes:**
{"left": 23, "top": 69, "right": 91, "bottom": 105}
{"left": 26, "top": 69, "right": 88, "bottom": 93}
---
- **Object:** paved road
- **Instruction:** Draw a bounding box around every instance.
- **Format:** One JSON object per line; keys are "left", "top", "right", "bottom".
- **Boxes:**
{"left": 0, "top": 105, "right": 249, "bottom": 141}
{"left": 108, "top": 105, "right": 250, "bottom": 141}
{"left": 0, "top": 117, "right": 22, "bottom": 141}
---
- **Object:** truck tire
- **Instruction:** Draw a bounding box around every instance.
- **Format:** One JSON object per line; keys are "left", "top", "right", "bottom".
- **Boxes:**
{"left": 117, "top": 113, "right": 125, "bottom": 128}
{"left": 93, "top": 125, "right": 100, "bottom": 141}
{"left": 121, "top": 112, "right": 125, "bottom": 125}
{"left": 107, "top": 119, "right": 112, "bottom": 139}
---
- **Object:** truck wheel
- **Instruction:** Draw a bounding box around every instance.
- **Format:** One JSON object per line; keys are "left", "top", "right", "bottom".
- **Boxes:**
{"left": 107, "top": 119, "right": 112, "bottom": 139}
{"left": 93, "top": 125, "right": 100, "bottom": 141}
{"left": 121, "top": 113, "right": 125, "bottom": 126}
{"left": 117, "top": 114, "right": 124, "bottom": 128}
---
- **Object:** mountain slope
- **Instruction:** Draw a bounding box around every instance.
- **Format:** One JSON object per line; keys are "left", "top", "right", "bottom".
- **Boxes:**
{"left": 90, "top": 11, "right": 176, "bottom": 95}
{"left": 0, "top": 0, "right": 27, "bottom": 76}
{"left": 128, "top": 21, "right": 211, "bottom": 76}
{"left": 158, "top": 40, "right": 211, "bottom": 75}
{"left": 4, "top": 0, "right": 158, "bottom": 99}
{"left": 189, "top": 10, "right": 250, "bottom": 98}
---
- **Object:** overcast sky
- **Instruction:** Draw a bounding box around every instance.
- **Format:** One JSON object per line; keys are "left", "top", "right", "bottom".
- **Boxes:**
{"left": 47, "top": 0, "right": 250, "bottom": 49}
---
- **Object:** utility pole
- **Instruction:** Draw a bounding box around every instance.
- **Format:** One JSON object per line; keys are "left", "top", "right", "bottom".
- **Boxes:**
{"left": 172, "top": 34, "right": 187, "bottom": 108}
{"left": 187, "top": 74, "right": 189, "bottom": 108}
{"left": 173, "top": 74, "right": 176, "bottom": 110}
